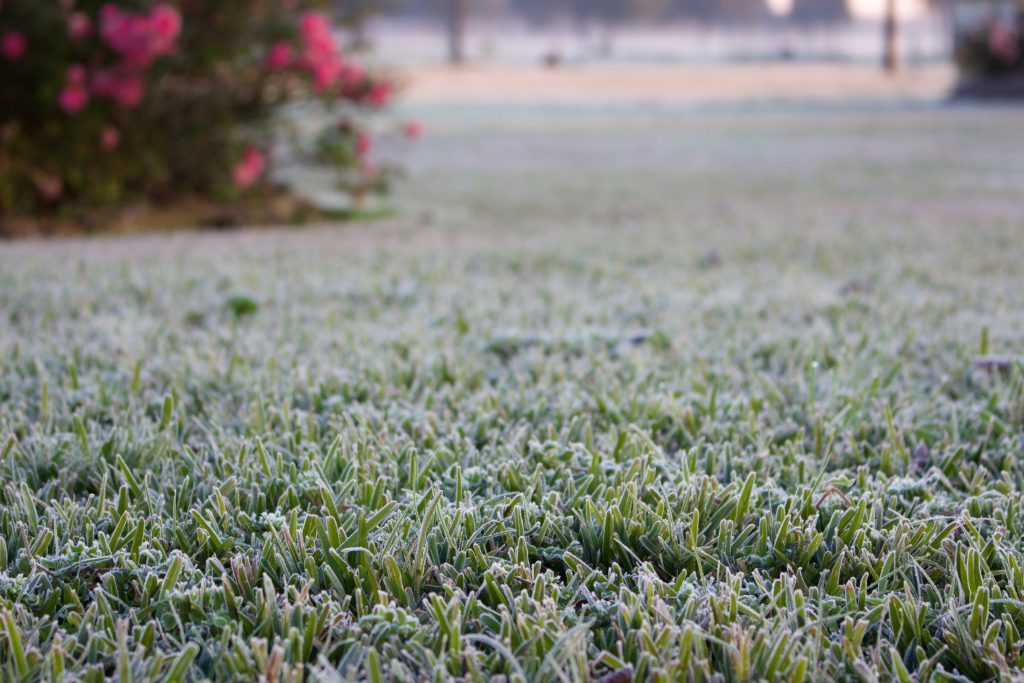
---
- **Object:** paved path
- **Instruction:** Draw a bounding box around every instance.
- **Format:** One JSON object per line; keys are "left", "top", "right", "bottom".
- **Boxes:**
{"left": 401, "top": 63, "right": 957, "bottom": 104}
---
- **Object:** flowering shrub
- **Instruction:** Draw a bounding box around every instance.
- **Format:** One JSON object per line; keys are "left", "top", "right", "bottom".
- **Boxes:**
{"left": 955, "top": 14, "right": 1023, "bottom": 78}
{"left": 0, "top": 0, "right": 408, "bottom": 222}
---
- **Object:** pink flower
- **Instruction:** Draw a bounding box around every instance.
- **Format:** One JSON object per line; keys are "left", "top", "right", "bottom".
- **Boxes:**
{"left": 100, "top": 6, "right": 144, "bottom": 63}
{"left": 101, "top": 127, "right": 121, "bottom": 151}
{"left": 310, "top": 60, "right": 342, "bottom": 93}
{"left": 93, "top": 70, "right": 146, "bottom": 109}
{"left": 114, "top": 75, "right": 145, "bottom": 108}
{"left": 989, "top": 20, "right": 1020, "bottom": 65}
{"left": 99, "top": 71, "right": 144, "bottom": 109}
{"left": 266, "top": 41, "right": 293, "bottom": 70}
{"left": 93, "top": 70, "right": 145, "bottom": 108}
{"left": 355, "top": 133, "right": 371, "bottom": 157}
{"left": 1, "top": 31, "right": 26, "bottom": 60}
{"left": 35, "top": 175, "right": 63, "bottom": 201}
{"left": 299, "top": 12, "right": 332, "bottom": 43}
{"left": 233, "top": 147, "right": 266, "bottom": 189}
{"left": 67, "top": 63, "right": 88, "bottom": 85}
{"left": 68, "top": 12, "right": 93, "bottom": 40}
{"left": 149, "top": 4, "right": 181, "bottom": 54}
{"left": 99, "top": 3, "right": 180, "bottom": 68}
{"left": 91, "top": 70, "right": 116, "bottom": 96}
{"left": 365, "top": 82, "right": 392, "bottom": 108}
{"left": 297, "top": 12, "right": 347, "bottom": 92}
{"left": 339, "top": 63, "right": 365, "bottom": 88}
{"left": 59, "top": 86, "right": 89, "bottom": 114}
{"left": 404, "top": 121, "right": 424, "bottom": 140}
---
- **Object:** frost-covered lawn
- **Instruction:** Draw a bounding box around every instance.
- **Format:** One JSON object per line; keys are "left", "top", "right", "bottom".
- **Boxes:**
{"left": 1, "top": 102, "right": 1023, "bottom": 681}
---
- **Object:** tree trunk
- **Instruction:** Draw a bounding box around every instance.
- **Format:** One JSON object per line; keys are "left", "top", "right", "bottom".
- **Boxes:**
{"left": 448, "top": 0, "right": 468, "bottom": 65}
{"left": 883, "top": 0, "right": 899, "bottom": 73}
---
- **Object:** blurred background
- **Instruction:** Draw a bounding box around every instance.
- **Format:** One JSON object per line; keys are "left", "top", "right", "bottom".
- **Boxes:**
{"left": 370, "top": 0, "right": 941, "bottom": 66}
{"left": 0, "top": 0, "right": 1021, "bottom": 234}
{"left": 360, "top": 0, "right": 1022, "bottom": 89}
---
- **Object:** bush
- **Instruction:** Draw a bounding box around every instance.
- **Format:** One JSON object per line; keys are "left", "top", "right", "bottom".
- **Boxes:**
{"left": 955, "top": 14, "right": 1023, "bottom": 79}
{"left": 0, "top": 0, "right": 406, "bottom": 222}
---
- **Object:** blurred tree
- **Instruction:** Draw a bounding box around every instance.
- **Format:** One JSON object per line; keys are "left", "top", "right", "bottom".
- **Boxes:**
{"left": 669, "top": 0, "right": 720, "bottom": 21}
{"left": 883, "top": 0, "right": 899, "bottom": 72}
{"left": 449, "top": 0, "right": 468, "bottom": 63}
{"left": 714, "top": 0, "right": 771, "bottom": 22}
{"left": 335, "top": 0, "right": 387, "bottom": 25}
{"left": 568, "top": 0, "right": 627, "bottom": 24}
{"left": 789, "top": 0, "right": 850, "bottom": 23}
{"left": 627, "top": 0, "right": 674, "bottom": 22}
{"left": 516, "top": 0, "right": 567, "bottom": 25}
{"left": 334, "top": 0, "right": 390, "bottom": 47}
{"left": 386, "top": 0, "right": 781, "bottom": 24}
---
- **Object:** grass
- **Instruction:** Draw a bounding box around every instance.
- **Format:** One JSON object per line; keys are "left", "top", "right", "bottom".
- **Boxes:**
{"left": 1, "top": 101, "right": 1024, "bottom": 681}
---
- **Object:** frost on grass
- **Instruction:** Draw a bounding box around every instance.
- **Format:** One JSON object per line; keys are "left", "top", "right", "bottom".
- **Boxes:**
{"left": 1, "top": 107, "right": 1024, "bottom": 681}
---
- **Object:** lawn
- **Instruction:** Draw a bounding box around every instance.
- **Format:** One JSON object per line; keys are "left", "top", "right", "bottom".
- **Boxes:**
{"left": 1, "top": 101, "right": 1024, "bottom": 681}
